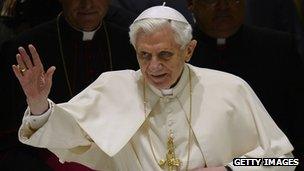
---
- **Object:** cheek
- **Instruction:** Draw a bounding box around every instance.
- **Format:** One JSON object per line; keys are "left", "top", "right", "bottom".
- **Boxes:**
{"left": 166, "top": 65, "right": 179, "bottom": 78}
{"left": 137, "top": 59, "right": 146, "bottom": 69}
{"left": 138, "top": 62, "right": 148, "bottom": 75}
{"left": 96, "top": 1, "right": 109, "bottom": 11}
{"left": 196, "top": 12, "right": 212, "bottom": 26}
{"left": 233, "top": 9, "right": 245, "bottom": 23}
{"left": 172, "top": 60, "right": 184, "bottom": 77}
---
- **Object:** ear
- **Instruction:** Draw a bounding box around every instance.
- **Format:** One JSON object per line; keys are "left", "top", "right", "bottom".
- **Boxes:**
{"left": 187, "top": 0, "right": 195, "bottom": 11}
{"left": 184, "top": 40, "right": 197, "bottom": 62}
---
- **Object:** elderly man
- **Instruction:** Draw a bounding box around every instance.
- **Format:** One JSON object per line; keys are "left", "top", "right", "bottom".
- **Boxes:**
{"left": 13, "top": 6, "right": 294, "bottom": 171}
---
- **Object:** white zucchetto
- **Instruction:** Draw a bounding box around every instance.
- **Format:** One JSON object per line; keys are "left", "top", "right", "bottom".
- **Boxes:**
{"left": 133, "top": 5, "right": 189, "bottom": 24}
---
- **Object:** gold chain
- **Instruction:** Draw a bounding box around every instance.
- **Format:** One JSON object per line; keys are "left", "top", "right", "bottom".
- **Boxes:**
{"left": 143, "top": 66, "right": 193, "bottom": 171}
{"left": 56, "top": 12, "right": 113, "bottom": 97}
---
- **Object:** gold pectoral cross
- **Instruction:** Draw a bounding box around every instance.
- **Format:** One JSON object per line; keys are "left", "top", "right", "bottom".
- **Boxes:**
{"left": 158, "top": 132, "right": 181, "bottom": 171}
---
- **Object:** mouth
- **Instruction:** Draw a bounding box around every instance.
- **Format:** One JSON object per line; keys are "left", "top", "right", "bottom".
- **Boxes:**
{"left": 152, "top": 73, "right": 166, "bottom": 77}
{"left": 78, "top": 11, "right": 97, "bottom": 17}
{"left": 149, "top": 73, "right": 168, "bottom": 82}
{"left": 214, "top": 14, "right": 232, "bottom": 20}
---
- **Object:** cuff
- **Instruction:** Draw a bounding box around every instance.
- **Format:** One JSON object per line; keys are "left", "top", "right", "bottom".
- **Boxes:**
{"left": 23, "top": 99, "right": 54, "bottom": 130}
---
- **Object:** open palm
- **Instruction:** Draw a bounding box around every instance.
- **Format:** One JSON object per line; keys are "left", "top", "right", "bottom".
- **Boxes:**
{"left": 12, "top": 44, "right": 55, "bottom": 108}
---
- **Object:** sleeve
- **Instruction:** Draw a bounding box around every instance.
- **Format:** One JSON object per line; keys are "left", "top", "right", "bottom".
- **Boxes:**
{"left": 18, "top": 99, "right": 92, "bottom": 149}
{"left": 22, "top": 99, "right": 53, "bottom": 130}
{"left": 226, "top": 80, "right": 296, "bottom": 171}
{"left": 18, "top": 100, "right": 116, "bottom": 170}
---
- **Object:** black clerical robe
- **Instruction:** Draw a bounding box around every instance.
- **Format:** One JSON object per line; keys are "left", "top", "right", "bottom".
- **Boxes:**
{"left": 2, "top": 15, "right": 138, "bottom": 128}
{"left": 1, "top": 13, "right": 138, "bottom": 170}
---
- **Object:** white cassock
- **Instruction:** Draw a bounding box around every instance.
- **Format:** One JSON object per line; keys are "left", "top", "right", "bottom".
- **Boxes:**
{"left": 18, "top": 64, "right": 294, "bottom": 171}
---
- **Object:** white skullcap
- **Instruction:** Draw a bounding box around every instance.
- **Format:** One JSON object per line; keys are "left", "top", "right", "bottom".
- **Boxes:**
{"left": 133, "top": 5, "right": 189, "bottom": 24}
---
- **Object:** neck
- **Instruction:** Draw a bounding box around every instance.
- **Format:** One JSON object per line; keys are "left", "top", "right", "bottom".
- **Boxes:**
{"left": 63, "top": 13, "right": 102, "bottom": 32}
{"left": 201, "top": 26, "right": 241, "bottom": 39}
{"left": 59, "top": 13, "right": 102, "bottom": 41}
{"left": 169, "top": 68, "right": 184, "bottom": 89}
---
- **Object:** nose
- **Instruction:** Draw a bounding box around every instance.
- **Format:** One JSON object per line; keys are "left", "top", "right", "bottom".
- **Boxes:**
{"left": 148, "top": 57, "right": 163, "bottom": 72}
{"left": 80, "top": 0, "right": 92, "bottom": 10}
{"left": 214, "top": 0, "right": 230, "bottom": 9}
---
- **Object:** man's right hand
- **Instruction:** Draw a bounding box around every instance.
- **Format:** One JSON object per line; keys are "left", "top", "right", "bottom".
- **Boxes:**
{"left": 12, "top": 44, "right": 56, "bottom": 115}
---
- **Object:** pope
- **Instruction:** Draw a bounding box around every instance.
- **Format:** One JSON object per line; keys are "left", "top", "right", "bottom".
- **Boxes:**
{"left": 12, "top": 5, "right": 295, "bottom": 171}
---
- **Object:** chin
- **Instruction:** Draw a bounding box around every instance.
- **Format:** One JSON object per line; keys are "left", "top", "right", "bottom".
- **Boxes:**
{"left": 80, "top": 24, "right": 99, "bottom": 31}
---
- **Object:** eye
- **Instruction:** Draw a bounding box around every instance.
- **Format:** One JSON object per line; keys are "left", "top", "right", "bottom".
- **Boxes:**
{"left": 138, "top": 52, "right": 152, "bottom": 60}
{"left": 158, "top": 51, "right": 173, "bottom": 59}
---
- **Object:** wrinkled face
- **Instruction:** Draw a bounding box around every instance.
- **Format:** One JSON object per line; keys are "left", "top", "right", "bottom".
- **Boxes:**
{"left": 188, "top": 0, "right": 245, "bottom": 38}
{"left": 60, "top": 0, "right": 110, "bottom": 31}
{"left": 135, "top": 26, "right": 196, "bottom": 89}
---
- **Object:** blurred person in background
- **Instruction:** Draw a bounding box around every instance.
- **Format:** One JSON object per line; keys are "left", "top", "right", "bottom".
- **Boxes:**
{"left": 1, "top": 0, "right": 138, "bottom": 170}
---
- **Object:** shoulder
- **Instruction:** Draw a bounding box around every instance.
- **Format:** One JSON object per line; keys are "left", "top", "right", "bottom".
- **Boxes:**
{"left": 103, "top": 20, "right": 130, "bottom": 44}
{"left": 74, "top": 69, "right": 142, "bottom": 100}
{"left": 105, "top": 5, "right": 136, "bottom": 29}
{"left": 243, "top": 25, "right": 294, "bottom": 44}
{"left": 189, "top": 65, "right": 258, "bottom": 106}
{"left": 189, "top": 64, "right": 249, "bottom": 92}
{"left": 1, "top": 19, "right": 58, "bottom": 62}
{"left": 99, "top": 69, "right": 138, "bottom": 78}
{"left": 2, "top": 19, "right": 57, "bottom": 52}
{"left": 242, "top": 25, "right": 298, "bottom": 59}
{"left": 16, "top": 19, "right": 57, "bottom": 42}
{"left": 93, "top": 69, "right": 140, "bottom": 85}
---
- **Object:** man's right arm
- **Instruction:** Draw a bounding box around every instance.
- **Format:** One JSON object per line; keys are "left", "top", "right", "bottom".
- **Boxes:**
{"left": 22, "top": 99, "right": 53, "bottom": 131}
{"left": 12, "top": 44, "right": 56, "bottom": 115}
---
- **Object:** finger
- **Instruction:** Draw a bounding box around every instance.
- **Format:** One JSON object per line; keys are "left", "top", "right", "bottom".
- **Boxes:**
{"left": 16, "top": 53, "right": 27, "bottom": 71}
{"left": 45, "top": 66, "right": 56, "bottom": 90}
{"left": 28, "top": 44, "right": 43, "bottom": 69}
{"left": 18, "top": 46, "right": 33, "bottom": 69}
{"left": 12, "top": 65, "right": 23, "bottom": 80}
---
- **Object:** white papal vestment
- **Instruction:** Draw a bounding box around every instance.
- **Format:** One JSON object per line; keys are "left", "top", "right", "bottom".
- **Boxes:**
{"left": 19, "top": 64, "right": 294, "bottom": 171}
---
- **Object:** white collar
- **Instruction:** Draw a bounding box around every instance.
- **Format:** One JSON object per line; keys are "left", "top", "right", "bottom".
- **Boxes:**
{"left": 217, "top": 38, "right": 226, "bottom": 45}
{"left": 161, "top": 89, "right": 173, "bottom": 96}
{"left": 82, "top": 30, "right": 97, "bottom": 41}
{"left": 81, "top": 23, "right": 102, "bottom": 41}
{"left": 65, "top": 17, "right": 102, "bottom": 41}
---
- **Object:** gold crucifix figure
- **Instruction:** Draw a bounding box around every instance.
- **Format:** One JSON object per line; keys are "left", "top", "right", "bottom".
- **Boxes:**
{"left": 158, "top": 132, "right": 181, "bottom": 171}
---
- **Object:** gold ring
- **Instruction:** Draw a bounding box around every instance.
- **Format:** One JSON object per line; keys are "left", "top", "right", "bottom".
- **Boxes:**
{"left": 20, "top": 68, "right": 26, "bottom": 73}
{"left": 17, "top": 65, "right": 26, "bottom": 73}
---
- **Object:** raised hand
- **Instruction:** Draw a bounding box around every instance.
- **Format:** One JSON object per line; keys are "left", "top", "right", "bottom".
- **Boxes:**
{"left": 12, "top": 44, "right": 56, "bottom": 115}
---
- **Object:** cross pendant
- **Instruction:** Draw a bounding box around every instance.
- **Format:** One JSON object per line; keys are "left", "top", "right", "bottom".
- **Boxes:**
{"left": 158, "top": 132, "right": 181, "bottom": 171}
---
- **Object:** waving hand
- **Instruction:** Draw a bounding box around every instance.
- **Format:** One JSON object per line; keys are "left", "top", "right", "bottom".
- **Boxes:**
{"left": 12, "top": 44, "right": 56, "bottom": 115}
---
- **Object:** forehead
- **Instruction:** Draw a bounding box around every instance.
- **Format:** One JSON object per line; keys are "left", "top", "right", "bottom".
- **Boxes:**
{"left": 136, "top": 26, "right": 180, "bottom": 51}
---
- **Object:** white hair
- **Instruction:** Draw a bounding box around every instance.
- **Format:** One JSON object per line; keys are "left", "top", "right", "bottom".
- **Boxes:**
{"left": 129, "top": 18, "right": 193, "bottom": 49}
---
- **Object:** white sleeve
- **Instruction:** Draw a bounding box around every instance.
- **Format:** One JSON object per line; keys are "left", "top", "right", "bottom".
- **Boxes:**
{"left": 18, "top": 99, "right": 115, "bottom": 171}
{"left": 224, "top": 80, "right": 297, "bottom": 171}
{"left": 19, "top": 100, "right": 92, "bottom": 149}
{"left": 22, "top": 99, "right": 53, "bottom": 130}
